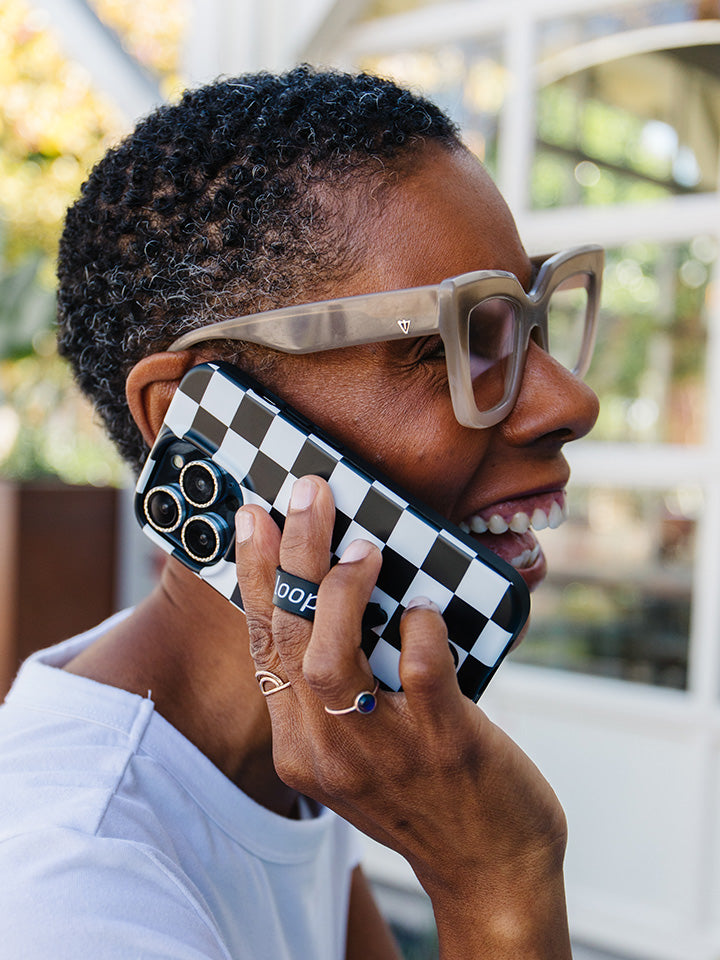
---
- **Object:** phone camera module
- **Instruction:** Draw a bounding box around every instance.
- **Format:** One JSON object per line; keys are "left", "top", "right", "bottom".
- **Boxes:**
{"left": 180, "top": 460, "right": 223, "bottom": 508}
{"left": 181, "top": 515, "right": 227, "bottom": 564}
{"left": 144, "top": 485, "right": 185, "bottom": 532}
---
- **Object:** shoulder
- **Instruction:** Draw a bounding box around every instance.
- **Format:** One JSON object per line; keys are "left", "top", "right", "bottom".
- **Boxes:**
{"left": 0, "top": 827, "right": 232, "bottom": 960}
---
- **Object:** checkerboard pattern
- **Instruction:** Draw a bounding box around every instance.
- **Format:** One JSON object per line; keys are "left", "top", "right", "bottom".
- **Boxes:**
{"left": 135, "top": 362, "right": 530, "bottom": 702}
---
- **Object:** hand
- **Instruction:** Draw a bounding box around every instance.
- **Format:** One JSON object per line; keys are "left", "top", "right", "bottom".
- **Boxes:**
{"left": 235, "top": 475, "right": 571, "bottom": 958}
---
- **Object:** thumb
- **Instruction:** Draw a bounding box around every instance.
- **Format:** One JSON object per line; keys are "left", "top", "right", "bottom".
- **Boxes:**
{"left": 398, "top": 598, "right": 463, "bottom": 716}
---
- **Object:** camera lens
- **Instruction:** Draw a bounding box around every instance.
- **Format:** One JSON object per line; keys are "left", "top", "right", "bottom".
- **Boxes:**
{"left": 181, "top": 515, "right": 227, "bottom": 564}
{"left": 180, "top": 460, "right": 223, "bottom": 507}
{"left": 144, "top": 486, "right": 184, "bottom": 532}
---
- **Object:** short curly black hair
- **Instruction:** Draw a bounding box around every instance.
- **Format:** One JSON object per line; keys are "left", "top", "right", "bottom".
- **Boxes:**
{"left": 56, "top": 65, "right": 461, "bottom": 472}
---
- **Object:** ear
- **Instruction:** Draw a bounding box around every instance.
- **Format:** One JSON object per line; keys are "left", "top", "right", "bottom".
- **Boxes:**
{"left": 126, "top": 351, "right": 198, "bottom": 447}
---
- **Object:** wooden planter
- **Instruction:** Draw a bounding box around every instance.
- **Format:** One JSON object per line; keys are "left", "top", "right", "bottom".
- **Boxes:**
{"left": 0, "top": 481, "right": 119, "bottom": 697}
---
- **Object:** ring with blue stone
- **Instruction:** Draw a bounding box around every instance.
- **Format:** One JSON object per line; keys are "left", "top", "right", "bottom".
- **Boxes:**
{"left": 324, "top": 680, "right": 379, "bottom": 716}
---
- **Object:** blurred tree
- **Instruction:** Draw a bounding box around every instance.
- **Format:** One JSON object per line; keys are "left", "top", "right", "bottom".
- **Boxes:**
{"left": 0, "top": 1, "right": 124, "bottom": 263}
{"left": 0, "top": 247, "right": 55, "bottom": 360}
{"left": 0, "top": 0, "right": 186, "bottom": 483}
{"left": 89, "top": 0, "right": 187, "bottom": 97}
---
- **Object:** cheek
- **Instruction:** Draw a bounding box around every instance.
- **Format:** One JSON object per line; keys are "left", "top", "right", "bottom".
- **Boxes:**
{"left": 369, "top": 428, "right": 468, "bottom": 512}
{"left": 262, "top": 357, "right": 491, "bottom": 517}
{"left": 322, "top": 389, "right": 488, "bottom": 516}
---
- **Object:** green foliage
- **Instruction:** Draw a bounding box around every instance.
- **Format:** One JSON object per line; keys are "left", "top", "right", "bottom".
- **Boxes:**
{"left": 533, "top": 77, "right": 688, "bottom": 210}
{"left": 586, "top": 239, "right": 712, "bottom": 444}
{"left": 0, "top": 350, "right": 127, "bottom": 484}
{"left": 0, "top": 2, "right": 124, "bottom": 264}
{"left": 0, "top": 0, "right": 131, "bottom": 483}
{"left": 0, "top": 252, "right": 56, "bottom": 360}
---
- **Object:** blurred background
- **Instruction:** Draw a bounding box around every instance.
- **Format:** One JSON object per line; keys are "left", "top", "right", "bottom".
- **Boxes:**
{"left": 1, "top": 1, "right": 720, "bottom": 957}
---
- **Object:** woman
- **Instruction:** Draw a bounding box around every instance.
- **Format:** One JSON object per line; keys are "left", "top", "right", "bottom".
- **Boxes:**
{"left": 0, "top": 68, "right": 599, "bottom": 958}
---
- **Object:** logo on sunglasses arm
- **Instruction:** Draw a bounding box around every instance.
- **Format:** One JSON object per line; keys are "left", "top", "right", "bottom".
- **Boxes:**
{"left": 397, "top": 318, "right": 411, "bottom": 334}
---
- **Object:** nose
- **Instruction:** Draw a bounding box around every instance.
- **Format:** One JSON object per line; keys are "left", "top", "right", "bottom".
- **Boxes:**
{"left": 501, "top": 340, "right": 599, "bottom": 448}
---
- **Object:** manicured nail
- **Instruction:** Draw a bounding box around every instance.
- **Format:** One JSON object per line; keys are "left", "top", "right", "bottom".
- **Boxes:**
{"left": 290, "top": 477, "right": 317, "bottom": 511}
{"left": 236, "top": 509, "right": 254, "bottom": 543}
{"left": 402, "top": 596, "right": 440, "bottom": 614}
{"left": 339, "top": 539, "right": 374, "bottom": 564}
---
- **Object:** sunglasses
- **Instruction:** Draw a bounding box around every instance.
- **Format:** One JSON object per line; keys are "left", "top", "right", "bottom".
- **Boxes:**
{"left": 169, "top": 244, "right": 603, "bottom": 428}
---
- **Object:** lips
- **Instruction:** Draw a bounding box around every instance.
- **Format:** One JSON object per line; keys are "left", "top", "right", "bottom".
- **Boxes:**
{"left": 459, "top": 491, "right": 566, "bottom": 592}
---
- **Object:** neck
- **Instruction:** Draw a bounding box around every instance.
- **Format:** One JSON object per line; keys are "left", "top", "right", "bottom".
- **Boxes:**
{"left": 64, "top": 557, "right": 298, "bottom": 818}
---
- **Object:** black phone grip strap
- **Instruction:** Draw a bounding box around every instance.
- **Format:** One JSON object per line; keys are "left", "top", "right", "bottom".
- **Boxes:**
{"left": 273, "top": 567, "right": 388, "bottom": 629}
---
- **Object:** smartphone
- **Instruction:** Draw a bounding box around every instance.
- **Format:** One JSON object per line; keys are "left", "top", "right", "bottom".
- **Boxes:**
{"left": 134, "top": 361, "right": 530, "bottom": 702}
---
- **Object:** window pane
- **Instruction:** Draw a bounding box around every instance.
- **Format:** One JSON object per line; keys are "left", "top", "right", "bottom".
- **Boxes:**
{"left": 361, "top": 40, "right": 505, "bottom": 175}
{"left": 513, "top": 486, "right": 698, "bottom": 689}
{"left": 588, "top": 238, "right": 715, "bottom": 444}
{"left": 532, "top": 44, "right": 720, "bottom": 209}
{"left": 362, "top": 0, "right": 439, "bottom": 17}
{"left": 539, "top": 2, "right": 709, "bottom": 60}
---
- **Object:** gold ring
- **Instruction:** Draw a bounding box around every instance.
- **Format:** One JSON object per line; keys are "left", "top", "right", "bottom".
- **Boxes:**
{"left": 255, "top": 670, "right": 291, "bottom": 696}
{"left": 324, "top": 681, "right": 379, "bottom": 716}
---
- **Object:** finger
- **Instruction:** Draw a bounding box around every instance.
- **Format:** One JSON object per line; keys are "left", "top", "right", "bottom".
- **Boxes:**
{"left": 272, "top": 476, "right": 335, "bottom": 678}
{"left": 398, "top": 598, "right": 465, "bottom": 721}
{"left": 235, "top": 504, "right": 284, "bottom": 675}
{"left": 279, "top": 476, "right": 335, "bottom": 583}
{"left": 303, "top": 539, "right": 383, "bottom": 711}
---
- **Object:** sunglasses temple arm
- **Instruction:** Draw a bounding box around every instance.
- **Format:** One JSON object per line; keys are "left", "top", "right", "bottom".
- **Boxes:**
{"left": 168, "top": 288, "right": 442, "bottom": 354}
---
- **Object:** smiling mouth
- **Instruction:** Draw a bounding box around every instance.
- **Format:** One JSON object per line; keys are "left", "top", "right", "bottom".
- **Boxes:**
{"left": 459, "top": 491, "right": 566, "bottom": 577}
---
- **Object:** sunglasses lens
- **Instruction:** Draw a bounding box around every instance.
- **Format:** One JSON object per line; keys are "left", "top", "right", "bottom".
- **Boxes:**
{"left": 547, "top": 272, "right": 591, "bottom": 373}
{"left": 467, "top": 297, "right": 518, "bottom": 413}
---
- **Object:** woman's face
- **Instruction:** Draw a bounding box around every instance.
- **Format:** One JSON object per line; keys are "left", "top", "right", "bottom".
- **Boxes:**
{"left": 259, "top": 144, "right": 599, "bottom": 592}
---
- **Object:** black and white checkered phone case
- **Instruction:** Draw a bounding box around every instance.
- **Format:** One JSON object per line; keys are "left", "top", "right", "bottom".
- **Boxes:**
{"left": 135, "top": 362, "right": 530, "bottom": 702}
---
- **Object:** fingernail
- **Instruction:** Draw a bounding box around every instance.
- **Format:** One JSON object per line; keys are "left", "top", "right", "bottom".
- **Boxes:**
{"left": 403, "top": 596, "right": 440, "bottom": 614}
{"left": 339, "top": 539, "right": 374, "bottom": 564}
{"left": 290, "top": 477, "right": 317, "bottom": 511}
{"left": 236, "top": 509, "right": 254, "bottom": 543}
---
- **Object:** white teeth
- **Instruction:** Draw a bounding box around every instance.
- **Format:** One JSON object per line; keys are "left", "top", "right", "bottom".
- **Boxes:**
{"left": 488, "top": 514, "right": 508, "bottom": 534}
{"left": 464, "top": 502, "right": 566, "bottom": 536}
{"left": 470, "top": 515, "right": 488, "bottom": 533}
{"left": 459, "top": 521, "right": 470, "bottom": 533}
{"left": 531, "top": 508, "right": 548, "bottom": 531}
{"left": 511, "top": 542, "right": 541, "bottom": 569}
{"left": 548, "top": 501, "right": 564, "bottom": 529}
{"left": 510, "top": 550, "right": 530, "bottom": 569}
{"left": 509, "top": 512, "right": 530, "bottom": 534}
